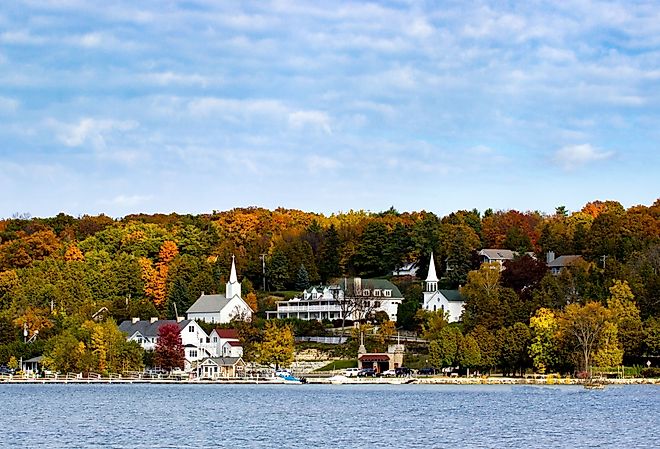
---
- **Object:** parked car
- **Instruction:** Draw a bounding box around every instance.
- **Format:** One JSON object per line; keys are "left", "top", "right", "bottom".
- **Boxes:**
{"left": 395, "top": 367, "right": 412, "bottom": 377}
{"left": 344, "top": 368, "right": 360, "bottom": 377}
{"left": 358, "top": 368, "right": 377, "bottom": 377}
{"left": 0, "top": 365, "right": 15, "bottom": 375}
{"left": 418, "top": 367, "right": 437, "bottom": 375}
{"left": 381, "top": 369, "right": 396, "bottom": 377}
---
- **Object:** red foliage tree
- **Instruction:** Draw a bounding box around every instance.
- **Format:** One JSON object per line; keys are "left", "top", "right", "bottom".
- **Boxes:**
{"left": 155, "top": 323, "right": 185, "bottom": 371}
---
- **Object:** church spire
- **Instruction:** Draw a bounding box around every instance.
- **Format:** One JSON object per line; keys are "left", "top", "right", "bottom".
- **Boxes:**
{"left": 426, "top": 252, "right": 439, "bottom": 282}
{"left": 229, "top": 254, "right": 238, "bottom": 284}
{"left": 425, "top": 252, "right": 438, "bottom": 292}
{"left": 226, "top": 255, "right": 241, "bottom": 299}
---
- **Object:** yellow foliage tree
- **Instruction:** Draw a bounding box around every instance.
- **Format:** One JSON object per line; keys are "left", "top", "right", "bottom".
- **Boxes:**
{"left": 64, "top": 244, "right": 85, "bottom": 261}
{"left": 245, "top": 292, "right": 258, "bottom": 312}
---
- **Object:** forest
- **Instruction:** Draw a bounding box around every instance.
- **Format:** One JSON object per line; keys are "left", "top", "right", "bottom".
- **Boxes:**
{"left": 0, "top": 199, "right": 659, "bottom": 375}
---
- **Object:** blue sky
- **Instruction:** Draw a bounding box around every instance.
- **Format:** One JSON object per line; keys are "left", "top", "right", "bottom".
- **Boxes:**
{"left": 1, "top": 0, "right": 659, "bottom": 218}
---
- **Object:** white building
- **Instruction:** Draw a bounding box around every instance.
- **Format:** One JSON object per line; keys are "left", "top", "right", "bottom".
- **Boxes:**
{"left": 209, "top": 328, "right": 244, "bottom": 358}
{"left": 118, "top": 317, "right": 214, "bottom": 371}
{"left": 186, "top": 256, "right": 253, "bottom": 323}
{"left": 422, "top": 253, "right": 465, "bottom": 322}
{"left": 266, "top": 278, "right": 403, "bottom": 322}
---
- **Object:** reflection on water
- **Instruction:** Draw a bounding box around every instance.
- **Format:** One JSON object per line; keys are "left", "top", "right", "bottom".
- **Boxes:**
{"left": 0, "top": 384, "right": 658, "bottom": 448}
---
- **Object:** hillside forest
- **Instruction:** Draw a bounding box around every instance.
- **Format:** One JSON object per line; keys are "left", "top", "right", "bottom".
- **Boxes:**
{"left": 0, "top": 199, "right": 659, "bottom": 375}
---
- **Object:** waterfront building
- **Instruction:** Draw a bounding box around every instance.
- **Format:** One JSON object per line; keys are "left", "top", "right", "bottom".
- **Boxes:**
{"left": 118, "top": 317, "right": 214, "bottom": 371}
{"left": 357, "top": 338, "right": 405, "bottom": 374}
{"left": 422, "top": 253, "right": 465, "bottom": 322}
{"left": 195, "top": 357, "right": 246, "bottom": 379}
{"left": 209, "top": 328, "right": 244, "bottom": 357}
{"left": 186, "top": 256, "right": 253, "bottom": 323}
{"left": 266, "top": 278, "right": 403, "bottom": 322}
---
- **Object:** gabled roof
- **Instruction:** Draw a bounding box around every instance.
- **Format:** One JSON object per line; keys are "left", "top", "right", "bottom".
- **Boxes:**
{"left": 548, "top": 255, "right": 583, "bottom": 268}
{"left": 118, "top": 319, "right": 192, "bottom": 338}
{"left": 215, "top": 329, "right": 239, "bottom": 339}
{"left": 187, "top": 294, "right": 231, "bottom": 314}
{"left": 438, "top": 290, "right": 465, "bottom": 302}
{"left": 200, "top": 357, "right": 244, "bottom": 367}
{"left": 226, "top": 341, "right": 242, "bottom": 347}
{"left": 479, "top": 249, "right": 516, "bottom": 260}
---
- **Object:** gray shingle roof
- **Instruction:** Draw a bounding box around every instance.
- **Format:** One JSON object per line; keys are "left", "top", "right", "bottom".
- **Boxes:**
{"left": 438, "top": 289, "right": 465, "bottom": 302}
{"left": 200, "top": 357, "right": 243, "bottom": 366}
{"left": 186, "top": 294, "right": 231, "bottom": 314}
{"left": 479, "top": 249, "right": 516, "bottom": 260}
{"left": 548, "top": 255, "right": 583, "bottom": 268}
{"left": 118, "top": 319, "right": 191, "bottom": 338}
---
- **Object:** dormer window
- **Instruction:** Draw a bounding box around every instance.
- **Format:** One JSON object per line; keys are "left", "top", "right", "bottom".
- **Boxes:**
{"left": 362, "top": 289, "right": 370, "bottom": 296}
{"left": 384, "top": 290, "right": 391, "bottom": 297}
{"left": 373, "top": 289, "right": 381, "bottom": 297}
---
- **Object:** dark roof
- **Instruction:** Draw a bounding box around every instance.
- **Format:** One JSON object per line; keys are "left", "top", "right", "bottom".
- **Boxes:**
{"left": 548, "top": 255, "right": 583, "bottom": 268}
{"left": 118, "top": 319, "right": 192, "bottom": 338}
{"left": 200, "top": 357, "right": 244, "bottom": 366}
{"left": 343, "top": 278, "right": 404, "bottom": 299}
{"left": 226, "top": 341, "right": 242, "bottom": 347}
{"left": 215, "top": 329, "right": 239, "bottom": 339}
{"left": 359, "top": 354, "right": 391, "bottom": 362}
{"left": 438, "top": 290, "right": 465, "bottom": 302}
{"left": 187, "top": 294, "right": 231, "bottom": 314}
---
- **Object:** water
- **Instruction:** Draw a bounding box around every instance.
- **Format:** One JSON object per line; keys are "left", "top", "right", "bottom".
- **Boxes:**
{"left": 0, "top": 384, "right": 658, "bottom": 448}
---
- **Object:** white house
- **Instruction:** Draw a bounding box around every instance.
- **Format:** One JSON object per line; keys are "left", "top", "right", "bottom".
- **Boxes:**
{"left": 422, "top": 253, "right": 465, "bottom": 322}
{"left": 118, "top": 317, "right": 214, "bottom": 371}
{"left": 478, "top": 249, "right": 516, "bottom": 269}
{"left": 186, "top": 256, "right": 253, "bottom": 323}
{"left": 195, "top": 357, "right": 246, "bottom": 379}
{"left": 209, "top": 328, "right": 244, "bottom": 358}
{"left": 266, "top": 278, "right": 403, "bottom": 322}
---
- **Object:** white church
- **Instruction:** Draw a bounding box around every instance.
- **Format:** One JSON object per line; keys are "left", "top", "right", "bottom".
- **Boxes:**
{"left": 186, "top": 256, "right": 253, "bottom": 323}
{"left": 422, "top": 253, "right": 466, "bottom": 323}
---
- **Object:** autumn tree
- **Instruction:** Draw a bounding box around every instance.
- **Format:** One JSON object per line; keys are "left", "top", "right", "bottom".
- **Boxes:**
{"left": 558, "top": 302, "right": 613, "bottom": 373}
{"left": 607, "top": 280, "right": 643, "bottom": 357}
{"left": 155, "top": 323, "right": 185, "bottom": 371}
{"left": 257, "top": 321, "right": 294, "bottom": 369}
{"left": 529, "top": 308, "right": 559, "bottom": 374}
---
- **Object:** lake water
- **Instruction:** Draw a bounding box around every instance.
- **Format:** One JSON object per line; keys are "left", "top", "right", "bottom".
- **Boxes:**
{"left": 0, "top": 384, "right": 658, "bottom": 448}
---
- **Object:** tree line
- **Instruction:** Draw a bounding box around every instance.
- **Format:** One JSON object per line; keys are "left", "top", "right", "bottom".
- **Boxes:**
{"left": 0, "top": 199, "right": 658, "bottom": 374}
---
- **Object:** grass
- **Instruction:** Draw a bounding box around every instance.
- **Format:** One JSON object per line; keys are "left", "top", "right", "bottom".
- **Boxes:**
{"left": 314, "top": 359, "right": 358, "bottom": 371}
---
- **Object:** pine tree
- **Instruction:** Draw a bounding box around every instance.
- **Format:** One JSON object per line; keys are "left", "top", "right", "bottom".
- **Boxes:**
{"left": 295, "top": 264, "right": 310, "bottom": 290}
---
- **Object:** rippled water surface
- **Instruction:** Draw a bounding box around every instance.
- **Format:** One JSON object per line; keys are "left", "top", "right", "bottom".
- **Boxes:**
{"left": 0, "top": 384, "right": 658, "bottom": 448}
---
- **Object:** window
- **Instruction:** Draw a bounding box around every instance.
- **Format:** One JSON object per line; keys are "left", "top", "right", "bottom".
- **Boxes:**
{"left": 383, "top": 290, "right": 391, "bottom": 297}
{"left": 362, "top": 289, "right": 370, "bottom": 296}
{"left": 213, "top": 337, "right": 217, "bottom": 343}
{"left": 190, "top": 349, "right": 198, "bottom": 358}
{"left": 433, "top": 305, "right": 436, "bottom": 312}
{"left": 188, "top": 325, "right": 194, "bottom": 332}
{"left": 373, "top": 289, "right": 381, "bottom": 297}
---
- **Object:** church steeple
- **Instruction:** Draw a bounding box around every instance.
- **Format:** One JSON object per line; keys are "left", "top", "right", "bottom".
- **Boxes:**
{"left": 226, "top": 255, "right": 242, "bottom": 299}
{"left": 425, "top": 252, "right": 438, "bottom": 292}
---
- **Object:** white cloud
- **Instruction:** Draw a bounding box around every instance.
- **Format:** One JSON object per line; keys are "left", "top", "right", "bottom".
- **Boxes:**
{"left": 102, "top": 194, "right": 153, "bottom": 207}
{"left": 54, "top": 118, "right": 138, "bottom": 148}
{"left": 306, "top": 155, "right": 340, "bottom": 173}
{"left": 188, "top": 98, "right": 287, "bottom": 118}
{"left": 142, "top": 71, "right": 211, "bottom": 87}
{"left": 288, "top": 110, "right": 332, "bottom": 134}
{"left": 553, "top": 144, "right": 615, "bottom": 170}
{"left": 0, "top": 96, "right": 19, "bottom": 113}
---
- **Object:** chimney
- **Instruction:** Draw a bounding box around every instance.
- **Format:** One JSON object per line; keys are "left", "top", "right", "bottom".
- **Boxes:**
{"left": 546, "top": 251, "right": 555, "bottom": 264}
{"left": 150, "top": 317, "right": 158, "bottom": 323}
{"left": 177, "top": 316, "right": 184, "bottom": 323}
{"left": 131, "top": 317, "right": 140, "bottom": 324}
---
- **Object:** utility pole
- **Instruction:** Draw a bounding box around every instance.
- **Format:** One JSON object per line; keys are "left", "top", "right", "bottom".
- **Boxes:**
{"left": 260, "top": 254, "right": 267, "bottom": 291}
{"left": 601, "top": 255, "right": 609, "bottom": 269}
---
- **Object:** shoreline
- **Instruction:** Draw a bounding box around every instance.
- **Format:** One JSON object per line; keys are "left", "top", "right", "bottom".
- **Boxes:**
{"left": 1, "top": 376, "right": 658, "bottom": 386}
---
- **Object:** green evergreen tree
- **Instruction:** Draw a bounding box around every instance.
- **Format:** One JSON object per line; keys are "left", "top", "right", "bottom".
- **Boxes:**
{"left": 295, "top": 264, "right": 310, "bottom": 290}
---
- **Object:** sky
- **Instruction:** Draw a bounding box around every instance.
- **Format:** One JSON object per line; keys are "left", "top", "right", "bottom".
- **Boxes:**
{"left": 1, "top": 0, "right": 659, "bottom": 219}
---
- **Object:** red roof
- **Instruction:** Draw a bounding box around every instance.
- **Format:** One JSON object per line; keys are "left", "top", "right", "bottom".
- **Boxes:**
{"left": 215, "top": 329, "right": 239, "bottom": 339}
{"left": 358, "top": 353, "right": 391, "bottom": 362}
{"left": 227, "top": 341, "right": 242, "bottom": 347}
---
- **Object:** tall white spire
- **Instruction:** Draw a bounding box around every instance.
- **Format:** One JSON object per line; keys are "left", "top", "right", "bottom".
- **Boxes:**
{"left": 229, "top": 254, "right": 238, "bottom": 283}
{"left": 226, "top": 255, "right": 241, "bottom": 299}
{"left": 426, "top": 252, "right": 439, "bottom": 282}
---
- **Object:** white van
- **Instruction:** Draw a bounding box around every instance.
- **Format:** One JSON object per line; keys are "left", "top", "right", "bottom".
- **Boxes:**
{"left": 344, "top": 368, "right": 359, "bottom": 377}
